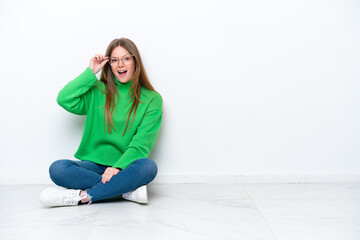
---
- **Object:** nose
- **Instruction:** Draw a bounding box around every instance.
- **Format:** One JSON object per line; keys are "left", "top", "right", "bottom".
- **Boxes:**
{"left": 117, "top": 59, "right": 125, "bottom": 67}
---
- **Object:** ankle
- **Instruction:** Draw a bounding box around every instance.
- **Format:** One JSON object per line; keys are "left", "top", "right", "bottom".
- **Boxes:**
{"left": 80, "top": 190, "right": 91, "bottom": 203}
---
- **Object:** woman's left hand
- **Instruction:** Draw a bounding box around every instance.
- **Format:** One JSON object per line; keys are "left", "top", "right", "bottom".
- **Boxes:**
{"left": 102, "top": 167, "right": 121, "bottom": 184}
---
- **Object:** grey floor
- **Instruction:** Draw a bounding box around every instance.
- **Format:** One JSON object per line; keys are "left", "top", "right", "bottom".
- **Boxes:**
{"left": 0, "top": 183, "right": 359, "bottom": 240}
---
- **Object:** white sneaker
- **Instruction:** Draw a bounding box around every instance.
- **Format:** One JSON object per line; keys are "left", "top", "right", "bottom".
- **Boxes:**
{"left": 122, "top": 185, "right": 148, "bottom": 204}
{"left": 40, "top": 187, "right": 85, "bottom": 207}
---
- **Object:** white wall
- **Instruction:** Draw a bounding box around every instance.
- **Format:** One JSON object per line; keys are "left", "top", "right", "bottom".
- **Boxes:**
{"left": 0, "top": 0, "right": 359, "bottom": 184}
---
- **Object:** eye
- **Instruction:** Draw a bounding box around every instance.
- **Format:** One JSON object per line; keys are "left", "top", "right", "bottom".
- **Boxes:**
{"left": 111, "top": 58, "right": 118, "bottom": 63}
{"left": 124, "top": 57, "right": 131, "bottom": 61}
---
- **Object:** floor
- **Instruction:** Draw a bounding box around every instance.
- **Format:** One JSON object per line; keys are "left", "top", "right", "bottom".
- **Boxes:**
{"left": 0, "top": 183, "right": 359, "bottom": 240}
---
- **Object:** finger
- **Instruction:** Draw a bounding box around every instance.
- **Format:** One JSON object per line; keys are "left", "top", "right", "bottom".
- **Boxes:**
{"left": 102, "top": 174, "right": 106, "bottom": 184}
{"left": 100, "top": 59, "right": 109, "bottom": 67}
{"left": 104, "top": 175, "right": 111, "bottom": 183}
{"left": 107, "top": 171, "right": 116, "bottom": 181}
{"left": 102, "top": 167, "right": 113, "bottom": 183}
{"left": 104, "top": 175, "right": 110, "bottom": 183}
{"left": 106, "top": 174, "right": 113, "bottom": 183}
{"left": 102, "top": 171, "right": 109, "bottom": 181}
{"left": 102, "top": 172, "right": 108, "bottom": 184}
{"left": 91, "top": 56, "right": 97, "bottom": 64}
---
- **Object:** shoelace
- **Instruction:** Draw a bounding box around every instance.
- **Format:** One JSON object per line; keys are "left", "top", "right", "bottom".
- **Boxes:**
{"left": 58, "top": 191, "right": 87, "bottom": 205}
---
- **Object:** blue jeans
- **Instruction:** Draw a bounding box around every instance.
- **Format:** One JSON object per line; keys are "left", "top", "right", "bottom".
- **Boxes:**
{"left": 49, "top": 158, "right": 158, "bottom": 202}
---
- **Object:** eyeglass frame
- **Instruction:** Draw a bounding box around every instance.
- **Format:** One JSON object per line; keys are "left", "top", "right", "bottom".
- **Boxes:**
{"left": 108, "top": 53, "right": 135, "bottom": 66}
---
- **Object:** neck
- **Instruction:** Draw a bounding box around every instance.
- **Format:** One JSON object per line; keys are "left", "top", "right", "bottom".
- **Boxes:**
{"left": 114, "top": 77, "right": 133, "bottom": 93}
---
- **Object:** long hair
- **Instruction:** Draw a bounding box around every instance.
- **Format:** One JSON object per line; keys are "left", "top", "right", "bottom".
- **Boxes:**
{"left": 99, "top": 38, "right": 155, "bottom": 135}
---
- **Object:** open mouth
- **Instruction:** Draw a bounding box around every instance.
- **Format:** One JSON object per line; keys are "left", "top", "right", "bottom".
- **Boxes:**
{"left": 118, "top": 70, "right": 127, "bottom": 76}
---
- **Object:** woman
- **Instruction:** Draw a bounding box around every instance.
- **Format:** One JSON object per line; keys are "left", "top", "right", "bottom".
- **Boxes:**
{"left": 40, "top": 38, "right": 162, "bottom": 207}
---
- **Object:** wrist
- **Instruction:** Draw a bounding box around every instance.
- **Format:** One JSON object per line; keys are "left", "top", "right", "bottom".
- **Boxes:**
{"left": 90, "top": 67, "right": 97, "bottom": 75}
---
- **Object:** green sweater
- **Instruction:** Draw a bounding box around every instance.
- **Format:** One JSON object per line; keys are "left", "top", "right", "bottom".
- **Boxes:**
{"left": 57, "top": 67, "right": 163, "bottom": 169}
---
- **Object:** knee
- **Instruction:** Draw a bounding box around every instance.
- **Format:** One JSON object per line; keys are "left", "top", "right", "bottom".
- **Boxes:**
{"left": 136, "top": 158, "right": 158, "bottom": 179}
{"left": 49, "top": 159, "right": 72, "bottom": 182}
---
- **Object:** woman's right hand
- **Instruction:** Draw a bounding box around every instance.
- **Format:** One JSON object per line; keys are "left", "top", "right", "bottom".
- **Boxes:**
{"left": 89, "top": 54, "right": 109, "bottom": 75}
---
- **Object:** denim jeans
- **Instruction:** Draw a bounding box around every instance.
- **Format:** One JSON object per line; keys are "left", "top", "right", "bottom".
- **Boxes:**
{"left": 49, "top": 158, "right": 158, "bottom": 202}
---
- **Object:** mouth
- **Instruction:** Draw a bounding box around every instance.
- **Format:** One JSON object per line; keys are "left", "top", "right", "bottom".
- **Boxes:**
{"left": 117, "top": 70, "right": 127, "bottom": 77}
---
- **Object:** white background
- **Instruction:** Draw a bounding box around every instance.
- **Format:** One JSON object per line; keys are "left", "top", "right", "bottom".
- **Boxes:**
{"left": 0, "top": 0, "right": 359, "bottom": 184}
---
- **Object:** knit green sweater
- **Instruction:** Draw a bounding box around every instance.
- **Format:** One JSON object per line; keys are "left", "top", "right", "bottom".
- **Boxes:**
{"left": 57, "top": 67, "right": 163, "bottom": 169}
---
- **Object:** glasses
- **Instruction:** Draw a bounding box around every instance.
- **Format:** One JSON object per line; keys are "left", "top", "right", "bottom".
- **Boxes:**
{"left": 108, "top": 54, "right": 134, "bottom": 66}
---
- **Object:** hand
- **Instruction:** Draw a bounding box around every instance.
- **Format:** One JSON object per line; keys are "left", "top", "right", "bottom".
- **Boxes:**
{"left": 89, "top": 54, "right": 109, "bottom": 75}
{"left": 101, "top": 167, "right": 121, "bottom": 184}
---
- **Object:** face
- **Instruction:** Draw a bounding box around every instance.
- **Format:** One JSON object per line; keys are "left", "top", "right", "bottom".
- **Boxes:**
{"left": 109, "top": 46, "right": 135, "bottom": 83}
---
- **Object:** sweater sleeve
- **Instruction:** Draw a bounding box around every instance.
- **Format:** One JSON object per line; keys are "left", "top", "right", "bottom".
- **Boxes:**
{"left": 57, "top": 67, "right": 98, "bottom": 115}
{"left": 113, "top": 94, "right": 163, "bottom": 169}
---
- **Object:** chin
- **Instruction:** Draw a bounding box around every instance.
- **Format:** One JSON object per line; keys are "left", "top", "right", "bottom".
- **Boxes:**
{"left": 114, "top": 75, "right": 127, "bottom": 83}
{"left": 120, "top": 78, "right": 131, "bottom": 83}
